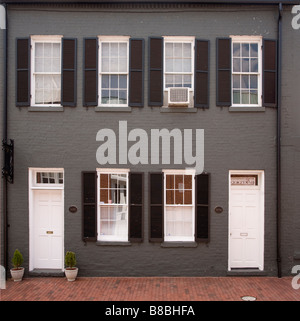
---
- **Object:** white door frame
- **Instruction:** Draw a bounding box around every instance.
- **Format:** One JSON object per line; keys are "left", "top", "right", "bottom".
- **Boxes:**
{"left": 228, "top": 170, "right": 265, "bottom": 271}
{"left": 29, "top": 168, "right": 64, "bottom": 271}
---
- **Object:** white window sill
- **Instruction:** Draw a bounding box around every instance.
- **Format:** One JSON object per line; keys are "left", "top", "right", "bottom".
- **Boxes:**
{"left": 28, "top": 106, "right": 64, "bottom": 112}
{"left": 95, "top": 107, "right": 132, "bottom": 112}
{"left": 229, "top": 107, "right": 265, "bottom": 112}
{"left": 160, "top": 107, "right": 197, "bottom": 113}
{"left": 96, "top": 241, "right": 132, "bottom": 246}
{"left": 160, "top": 242, "right": 198, "bottom": 248}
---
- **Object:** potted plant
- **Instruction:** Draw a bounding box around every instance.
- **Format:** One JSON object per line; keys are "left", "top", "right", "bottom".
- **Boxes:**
{"left": 10, "top": 249, "right": 25, "bottom": 282}
{"left": 64, "top": 251, "right": 78, "bottom": 281}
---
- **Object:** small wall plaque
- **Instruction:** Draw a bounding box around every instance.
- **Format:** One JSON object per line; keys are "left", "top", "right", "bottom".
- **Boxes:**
{"left": 69, "top": 206, "right": 77, "bottom": 213}
{"left": 215, "top": 206, "right": 223, "bottom": 214}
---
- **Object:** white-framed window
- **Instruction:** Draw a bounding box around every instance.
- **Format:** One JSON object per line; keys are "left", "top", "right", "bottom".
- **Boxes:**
{"left": 163, "top": 36, "right": 194, "bottom": 90}
{"left": 231, "top": 36, "right": 262, "bottom": 107}
{"left": 97, "top": 168, "right": 129, "bottom": 242}
{"left": 30, "top": 168, "right": 64, "bottom": 188}
{"left": 98, "top": 36, "right": 129, "bottom": 107}
{"left": 163, "top": 169, "right": 195, "bottom": 242}
{"left": 31, "top": 35, "right": 63, "bottom": 106}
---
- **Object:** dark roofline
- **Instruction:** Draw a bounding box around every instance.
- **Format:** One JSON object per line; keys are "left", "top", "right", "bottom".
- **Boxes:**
{"left": 1, "top": 0, "right": 299, "bottom": 4}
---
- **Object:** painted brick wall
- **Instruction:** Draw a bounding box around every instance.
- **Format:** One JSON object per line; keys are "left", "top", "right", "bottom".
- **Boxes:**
{"left": 5, "top": 3, "right": 285, "bottom": 276}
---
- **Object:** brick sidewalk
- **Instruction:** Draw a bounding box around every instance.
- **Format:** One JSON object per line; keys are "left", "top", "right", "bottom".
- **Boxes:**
{"left": 1, "top": 276, "right": 300, "bottom": 301}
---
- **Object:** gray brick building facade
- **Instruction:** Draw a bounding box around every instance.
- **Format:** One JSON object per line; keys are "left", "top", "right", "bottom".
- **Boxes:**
{"left": 0, "top": 0, "right": 299, "bottom": 278}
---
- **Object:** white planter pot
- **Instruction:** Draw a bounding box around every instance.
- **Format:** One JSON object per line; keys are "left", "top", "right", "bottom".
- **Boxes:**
{"left": 65, "top": 267, "right": 78, "bottom": 281}
{"left": 10, "top": 267, "right": 25, "bottom": 282}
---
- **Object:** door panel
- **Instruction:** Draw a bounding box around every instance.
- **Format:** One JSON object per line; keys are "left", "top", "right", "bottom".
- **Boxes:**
{"left": 229, "top": 186, "right": 261, "bottom": 269}
{"left": 33, "top": 190, "right": 63, "bottom": 269}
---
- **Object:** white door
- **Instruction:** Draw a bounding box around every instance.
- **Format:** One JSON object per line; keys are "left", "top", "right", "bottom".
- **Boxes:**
{"left": 33, "top": 189, "right": 64, "bottom": 269}
{"left": 229, "top": 173, "right": 264, "bottom": 270}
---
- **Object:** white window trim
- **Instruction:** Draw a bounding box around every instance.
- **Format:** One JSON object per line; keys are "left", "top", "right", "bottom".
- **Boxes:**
{"left": 163, "top": 36, "right": 195, "bottom": 92}
{"left": 96, "top": 168, "right": 130, "bottom": 242}
{"left": 98, "top": 36, "right": 130, "bottom": 107}
{"left": 29, "top": 167, "right": 64, "bottom": 189}
{"left": 163, "top": 169, "right": 195, "bottom": 242}
{"left": 230, "top": 35, "right": 262, "bottom": 108}
{"left": 30, "top": 35, "right": 63, "bottom": 107}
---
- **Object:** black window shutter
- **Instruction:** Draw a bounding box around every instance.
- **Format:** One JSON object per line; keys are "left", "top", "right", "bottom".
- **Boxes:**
{"left": 195, "top": 173, "right": 209, "bottom": 242}
{"left": 216, "top": 38, "right": 231, "bottom": 107}
{"left": 195, "top": 39, "right": 209, "bottom": 108}
{"left": 148, "top": 37, "right": 163, "bottom": 106}
{"left": 129, "top": 39, "right": 144, "bottom": 107}
{"left": 263, "top": 39, "right": 277, "bottom": 107}
{"left": 83, "top": 38, "right": 98, "bottom": 106}
{"left": 149, "top": 172, "right": 163, "bottom": 242}
{"left": 61, "top": 38, "right": 77, "bottom": 107}
{"left": 16, "top": 38, "right": 30, "bottom": 106}
{"left": 129, "top": 172, "right": 144, "bottom": 242}
{"left": 82, "top": 171, "right": 97, "bottom": 241}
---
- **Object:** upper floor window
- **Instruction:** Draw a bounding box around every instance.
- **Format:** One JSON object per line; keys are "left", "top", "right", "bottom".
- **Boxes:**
{"left": 99, "top": 36, "right": 129, "bottom": 107}
{"left": 231, "top": 36, "right": 262, "bottom": 107}
{"left": 31, "top": 35, "right": 63, "bottom": 106}
{"left": 163, "top": 36, "right": 194, "bottom": 107}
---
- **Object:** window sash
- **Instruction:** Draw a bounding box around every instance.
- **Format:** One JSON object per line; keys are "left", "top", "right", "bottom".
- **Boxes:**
{"left": 231, "top": 38, "right": 262, "bottom": 107}
{"left": 163, "top": 171, "right": 195, "bottom": 242}
{"left": 31, "top": 37, "right": 62, "bottom": 106}
{"left": 163, "top": 38, "right": 195, "bottom": 91}
{"left": 99, "top": 38, "right": 129, "bottom": 106}
{"left": 97, "top": 170, "right": 129, "bottom": 241}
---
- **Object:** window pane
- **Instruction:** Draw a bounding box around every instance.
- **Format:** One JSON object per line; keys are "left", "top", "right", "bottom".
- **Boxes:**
{"left": 250, "top": 90, "right": 258, "bottom": 104}
{"left": 165, "top": 75, "right": 173, "bottom": 88}
{"left": 174, "top": 59, "right": 182, "bottom": 72}
{"left": 119, "top": 90, "right": 127, "bottom": 104}
{"left": 233, "top": 58, "right": 240, "bottom": 72}
{"left": 35, "top": 43, "right": 44, "bottom": 57}
{"left": 250, "top": 75, "right": 258, "bottom": 89}
{"left": 242, "top": 58, "right": 249, "bottom": 72}
{"left": 184, "top": 190, "right": 192, "bottom": 204}
{"left": 183, "top": 59, "right": 191, "bottom": 72}
{"left": 53, "top": 43, "right": 60, "bottom": 58}
{"left": 102, "top": 58, "right": 109, "bottom": 72}
{"left": 165, "top": 43, "right": 173, "bottom": 58}
{"left": 250, "top": 43, "right": 258, "bottom": 58}
{"left": 165, "top": 58, "right": 173, "bottom": 72}
{"left": 241, "top": 75, "right": 249, "bottom": 89}
{"left": 101, "top": 90, "right": 109, "bottom": 104}
{"left": 119, "top": 75, "right": 127, "bottom": 89}
{"left": 44, "top": 58, "right": 52, "bottom": 72}
{"left": 242, "top": 90, "right": 249, "bottom": 104}
{"left": 110, "top": 75, "right": 118, "bottom": 89}
{"left": 119, "top": 58, "right": 127, "bottom": 72}
{"left": 233, "top": 90, "right": 240, "bottom": 104}
{"left": 175, "top": 175, "right": 183, "bottom": 190}
{"left": 233, "top": 75, "right": 240, "bottom": 89}
{"left": 175, "top": 190, "right": 183, "bottom": 205}
{"left": 119, "top": 43, "right": 127, "bottom": 57}
{"left": 166, "top": 190, "right": 174, "bottom": 205}
{"left": 251, "top": 58, "right": 258, "bottom": 73}
{"left": 242, "top": 43, "right": 249, "bottom": 57}
{"left": 102, "top": 43, "right": 109, "bottom": 57}
{"left": 102, "top": 75, "right": 109, "bottom": 89}
{"left": 183, "top": 75, "right": 192, "bottom": 88}
{"left": 35, "top": 58, "right": 44, "bottom": 72}
{"left": 44, "top": 43, "right": 52, "bottom": 57}
{"left": 183, "top": 43, "right": 191, "bottom": 58}
{"left": 110, "top": 58, "right": 118, "bottom": 72}
{"left": 166, "top": 175, "right": 174, "bottom": 189}
{"left": 184, "top": 175, "right": 192, "bottom": 189}
{"left": 100, "top": 174, "right": 109, "bottom": 188}
{"left": 174, "top": 75, "right": 182, "bottom": 87}
{"left": 174, "top": 43, "right": 182, "bottom": 58}
{"left": 110, "top": 43, "right": 118, "bottom": 57}
{"left": 233, "top": 43, "right": 240, "bottom": 57}
{"left": 100, "top": 189, "right": 108, "bottom": 203}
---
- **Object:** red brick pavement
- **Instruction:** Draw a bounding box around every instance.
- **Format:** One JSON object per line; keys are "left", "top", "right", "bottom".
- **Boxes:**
{"left": 0, "top": 276, "right": 299, "bottom": 301}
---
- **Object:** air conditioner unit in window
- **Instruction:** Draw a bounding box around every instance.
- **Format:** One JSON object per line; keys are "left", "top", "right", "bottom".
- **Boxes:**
{"left": 168, "top": 87, "right": 189, "bottom": 107}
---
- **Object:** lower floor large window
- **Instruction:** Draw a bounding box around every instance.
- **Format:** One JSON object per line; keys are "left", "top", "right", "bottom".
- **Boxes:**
{"left": 98, "top": 169, "right": 129, "bottom": 242}
{"left": 164, "top": 170, "right": 195, "bottom": 242}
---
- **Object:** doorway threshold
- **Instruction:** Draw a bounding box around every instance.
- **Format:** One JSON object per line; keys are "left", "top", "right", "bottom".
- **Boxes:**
{"left": 29, "top": 269, "right": 64, "bottom": 277}
{"left": 227, "top": 269, "right": 267, "bottom": 276}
